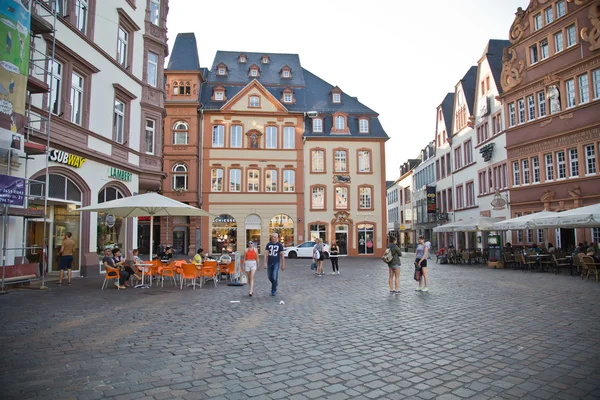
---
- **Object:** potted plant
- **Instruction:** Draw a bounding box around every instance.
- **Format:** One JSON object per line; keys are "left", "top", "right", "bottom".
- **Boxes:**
{"left": 487, "top": 258, "right": 504, "bottom": 269}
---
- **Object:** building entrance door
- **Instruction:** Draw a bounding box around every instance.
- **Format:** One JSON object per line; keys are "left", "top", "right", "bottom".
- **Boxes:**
{"left": 335, "top": 225, "right": 348, "bottom": 255}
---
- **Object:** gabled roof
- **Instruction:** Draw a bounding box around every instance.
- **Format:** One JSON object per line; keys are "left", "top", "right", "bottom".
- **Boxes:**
{"left": 460, "top": 66, "right": 478, "bottom": 115}
{"left": 483, "top": 39, "right": 511, "bottom": 95}
{"left": 219, "top": 79, "right": 288, "bottom": 113}
{"left": 440, "top": 92, "right": 454, "bottom": 139}
{"left": 167, "top": 33, "right": 200, "bottom": 71}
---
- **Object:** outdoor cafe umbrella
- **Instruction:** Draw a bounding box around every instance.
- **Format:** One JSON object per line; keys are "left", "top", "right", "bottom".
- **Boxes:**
{"left": 434, "top": 217, "right": 502, "bottom": 233}
{"left": 76, "top": 192, "right": 216, "bottom": 258}
{"left": 528, "top": 203, "right": 600, "bottom": 229}
{"left": 433, "top": 221, "right": 461, "bottom": 233}
{"left": 492, "top": 210, "right": 557, "bottom": 231}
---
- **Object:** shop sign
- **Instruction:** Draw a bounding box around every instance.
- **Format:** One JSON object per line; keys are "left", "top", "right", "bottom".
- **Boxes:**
{"left": 138, "top": 216, "right": 151, "bottom": 221}
{"left": 214, "top": 214, "right": 236, "bottom": 223}
{"left": 105, "top": 214, "right": 116, "bottom": 228}
{"left": 48, "top": 149, "right": 86, "bottom": 168}
{"left": 426, "top": 186, "right": 436, "bottom": 215}
{"left": 109, "top": 167, "right": 132, "bottom": 182}
{"left": 0, "top": 174, "right": 25, "bottom": 206}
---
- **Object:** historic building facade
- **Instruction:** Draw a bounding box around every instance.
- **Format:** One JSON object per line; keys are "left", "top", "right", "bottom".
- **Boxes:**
{"left": 434, "top": 93, "right": 455, "bottom": 248}
{"left": 21, "top": 0, "right": 168, "bottom": 275}
{"left": 163, "top": 34, "right": 388, "bottom": 257}
{"left": 501, "top": 0, "right": 600, "bottom": 248}
{"left": 397, "top": 159, "right": 420, "bottom": 250}
{"left": 412, "top": 141, "right": 436, "bottom": 248}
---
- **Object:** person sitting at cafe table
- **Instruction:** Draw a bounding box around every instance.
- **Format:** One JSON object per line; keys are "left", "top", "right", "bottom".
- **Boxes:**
{"left": 161, "top": 246, "right": 173, "bottom": 261}
{"left": 113, "top": 248, "right": 141, "bottom": 286}
{"left": 103, "top": 248, "right": 127, "bottom": 289}
{"left": 189, "top": 248, "right": 204, "bottom": 265}
{"left": 547, "top": 243, "right": 555, "bottom": 254}
{"left": 587, "top": 247, "right": 600, "bottom": 263}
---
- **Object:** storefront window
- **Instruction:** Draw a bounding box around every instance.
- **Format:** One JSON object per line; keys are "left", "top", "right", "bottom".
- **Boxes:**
{"left": 310, "top": 224, "right": 327, "bottom": 243}
{"left": 269, "top": 214, "right": 294, "bottom": 246}
{"left": 357, "top": 223, "right": 374, "bottom": 254}
{"left": 97, "top": 187, "right": 125, "bottom": 256}
{"left": 212, "top": 214, "right": 237, "bottom": 254}
{"left": 245, "top": 214, "right": 262, "bottom": 254}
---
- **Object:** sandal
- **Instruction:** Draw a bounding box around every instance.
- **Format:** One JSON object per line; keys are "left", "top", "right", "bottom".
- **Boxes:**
{"left": 56, "top": 282, "right": 62, "bottom": 285}
{"left": 68, "top": 282, "right": 72, "bottom": 285}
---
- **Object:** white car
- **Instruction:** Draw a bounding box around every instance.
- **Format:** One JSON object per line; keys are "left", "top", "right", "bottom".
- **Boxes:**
{"left": 284, "top": 241, "right": 330, "bottom": 259}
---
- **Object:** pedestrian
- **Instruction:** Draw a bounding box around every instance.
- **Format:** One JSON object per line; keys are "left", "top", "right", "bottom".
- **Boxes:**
{"left": 313, "top": 238, "right": 325, "bottom": 276}
{"left": 57, "top": 232, "right": 75, "bottom": 285}
{"left": 263, "top": 232, "right": 285, "bottom": 296}
{"left": 415, "top": 236, "right": 429, "bottom": 292}
{"left": 330, "top": 240, "right": 340, "bottom": 274}
{"left": 386, "top": 236, "right": 403, "bottom": 294}
{"left": 102, "top": 248, "right": 127, "bottom": 289}
{"left": 425, "top": 239, "right": 432, "bottom": 259}
{"left": 244, "top": 241, "right": 259, "bottom": 296}
{"left": 112, "top": 248, "right": 140, "bottom": 286}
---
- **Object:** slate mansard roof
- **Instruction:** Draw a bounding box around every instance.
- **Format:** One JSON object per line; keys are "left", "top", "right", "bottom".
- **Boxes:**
{"left": 484, "top": 39, "right": 511, "bottom": 95}
{"left": 461, "top": 66, "right": 479, "bottom": 115}
{"left": 167, "top": 33, "right": 388, "bottom": 140}
{"left": 440, "top": 92, "right": 454, "bottom": 139}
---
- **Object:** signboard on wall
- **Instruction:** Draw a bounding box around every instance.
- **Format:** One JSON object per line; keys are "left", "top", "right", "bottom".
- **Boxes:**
{"left": 0, "top": 173, "right": 24, "bottom": 205}
{"left": 426, "top": 186, "right": 436, "bottom": 214}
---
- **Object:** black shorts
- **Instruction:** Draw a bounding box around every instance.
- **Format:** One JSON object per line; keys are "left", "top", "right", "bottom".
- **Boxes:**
{"left": 59, "top": 255, "right": 73, "bottom": 270}
{"left": 415, "top": 258, "right": 427, "bottom": 268}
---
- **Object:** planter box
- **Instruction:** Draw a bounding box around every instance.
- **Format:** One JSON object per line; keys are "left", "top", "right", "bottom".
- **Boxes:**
{"left": 487, "top": 261, "right": 504, "bottom": 269}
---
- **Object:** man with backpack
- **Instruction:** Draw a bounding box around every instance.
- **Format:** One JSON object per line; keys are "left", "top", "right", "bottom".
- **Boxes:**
{"left": 383, "top": 237, "right": 403, "bottom": 294}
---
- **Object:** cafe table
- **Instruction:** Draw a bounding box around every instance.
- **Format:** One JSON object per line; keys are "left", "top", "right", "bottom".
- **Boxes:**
{"left": 530, "top": 254, "right": 550, "bottom": 272}
{"left": 134, "top": 263, "right": 153, "bottom": 289}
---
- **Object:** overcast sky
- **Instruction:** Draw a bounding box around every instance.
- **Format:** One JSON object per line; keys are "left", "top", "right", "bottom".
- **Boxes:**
{"left": 166, "top": 0, "right": 527, "bottom": 180}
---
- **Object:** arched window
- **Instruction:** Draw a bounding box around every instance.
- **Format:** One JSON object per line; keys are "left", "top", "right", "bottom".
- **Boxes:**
{"left": 173, "top": 121, "right": 189, "bottom": 145}
{"left": 97, "top": 186, "right": 126, "bottom": 255}
{"left": 172, "top": 163, "right": 188, "bottom": 190}
{"left": 31, "top": 174, "right": 81, "bottom": 202}
{"left": 270, "top": 214, "right": 294, "bottom": 247}
{"left": 336, "top": 115, "right": 345, "bottom": 130}
{"left": 212, "top": 214, "right": 237, "bottom": 253}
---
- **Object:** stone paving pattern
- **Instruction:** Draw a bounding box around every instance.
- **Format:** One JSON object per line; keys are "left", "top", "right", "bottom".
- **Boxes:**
{"left": 1, "top": 254, "right": 599, "bottom": 399}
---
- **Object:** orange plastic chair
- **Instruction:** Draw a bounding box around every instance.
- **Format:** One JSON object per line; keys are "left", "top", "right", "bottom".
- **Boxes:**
{"left": 200, "top": 260, "right": 218, "bottom": 287}
{"left": 102, "top": 266, "right": 121, "bottom": 290}
{"left": 180, "top": 263, "right": 198, "bottom": 289}
{"left": 220, "top": 262, "right": 235, "bottom": 281}
{"left": 160, "top": 262, "right": 177, "bottom": 287}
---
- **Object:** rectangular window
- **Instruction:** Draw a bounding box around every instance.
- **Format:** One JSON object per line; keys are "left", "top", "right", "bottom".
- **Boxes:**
{"left": 527, "top": 95, "right": 535, "bottom": 121}
{"left": 538, "top": 91, "right": 547, "bottom": 117}
{"left": 545, "top": 153, "right": 554, "bottom": 181}
{"left": 75, "top": 0, "right": 88, "bottom": 33}
{"left": 554, "top": 31, "right": 564, "bottom": 53}
{"left": 333, "top": 93, "right": 341, "bottom": 103}
{"left": 517, "top": 99, "right": 525, "bottom": 124}
{"left": 47, "top": 60, "right": 62, "bottom": 115}
{"left": 479, "top": 171, "right": 485, "bottom": 194}
{"left": 150, "top": 0, "right": 160, "bottom": 25}
{"left": 585, "top": 144, "right": 596, "bottom": 175}
{"left": 557, "top": 151, "right": 566, "bottom": 179}
{"left": 508, "top": 103, "right": 516, "bottom": 127}
{"left": 530, "top": 44, "right": 539, "bottom": 64}
{"left": 569, "top": 148, "right": 579, "bottom": 177}
{"left": 359, "top": 119, "right": 369, "bottom": 133}
{"left": 592, "top": 227, "right": 600, "bottom": 244}
{"left": 495, "top": 114, "right": 502, "bottom": 133}
{"left": 537, "top": 229, "right": 544, "bottom": 245}
{"left": 266, "top": 169, "right": 277, "bottom": 192}
{"left": 566, "top": 79, "right": 576, "bottom": 108}
{"left": 117, "top": 27, "right": 128, "bottom": 67}
{"left": 113, "top": 99, "right": 125, "bottom": 144}
{"left": 513, "top": 161, "right": 521, "bottom": 186}
{"left": 522, "top": 159, "right": 530, "bottom": 184}
{"left": 212, "top": 125, "right": 224, "bottom": 147}
{"left": 556, "top": 0, "right": 566, "bottom": 18}
{"left": 147, "top": 52, "right": 158, "bottom": 87}
{"left": 335, "top": 187, "right": 348, "bottom": 209}
{"left": 593, "top": 69, "right": 600, "bottom": 99}
{"left": 231, "top": 125, "right": 242, "bottom": 148}
{"left": 446, "top": 155, "right": 451, "bottom": 176}
{"left": 359, "top": 187, "right": 372, "bottom": 209}
{"left": 335, "top": 116, "right": 345, "bottom": 130}
{"left": 265, "top": 126, "right": 277, "bottom": 149}
{"left": 527, "top": 228, "right": 534, "bottom": 243}
{"left": 70, "top": 72, "right": 84, "bottom": 125}
{"left": 312, "top": 187, "right": 324, "bottom": 209}
{"left": 540, "top": 39, "right": 549, "bottom": 60}
{"left": 532, "top": 156, "right": 540, "bottom": 183}
{"left": 456, "top": 185, "right": 464, "bottom": 209}
{"left": 249, "top": 96, "right": 259, "bottom": 107}
{"left": 312, "top": 150, "right": 324, "bottom": 172}
{"left": 283, "top": 93, "right": 292, "bottom": 103}
{"left": 145, "top": 119, "right": 155, "bottom": 155}
{"left": 454, "top": 147, "right": 462, "bottom": 170}
{"left": 466, "top": 182, "right": 474, "bottom": 207}
{"left": 447, "top": 188, "right": 453, "bottom": 211}
{"left": 313, "top": 119, "right": 322, "bottom": 132}
{"left": 229, "top": 169, "right": 241, "bottom": 192}
{"left": 503, "top": 164, "right": 508, "bottom": 188}
{"left": 283, "top": 170, "right": 295, "bottom": 192}
{"left": 247, "top": 169, "right": 259, "bottom": 192}
{"left": 211, "top": 168, "right": 223, "bottom": 192}
{"left": 566, "top": 24, "right": 577, "bottom": 47}
{"left": 578, "top": 74, "right": 590, "bottom": 104}
{"left": 358, "top": 150, "right": 371, "bottom": 172}
{"left": 283, "top": 126, "right": 295, "bottom": 149}
{"left": 464, "top": 140, "right": 473, "bottom": 165}
{"left": 545, "top": 7, "right": 553, "bottom": 24}
{"left": 334, "top": 150, "right": 347, "bottom": 172}
{"left": 534, "top": 13, "right": 542, "bottom": 31}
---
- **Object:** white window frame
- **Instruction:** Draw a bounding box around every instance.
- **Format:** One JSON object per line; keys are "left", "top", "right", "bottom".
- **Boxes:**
{"left": 211, "top": 168, "right": 223, "bottom": 192}
{"left": 145, "top": 119, "right": 155, "bottom": 155}
{"left": 532, "top": 156, "right": 540, "bottom": 183}
{"left": 578, "top": 74, "right": 589, "bottom": 104}
{"left": 517, "top": 99, "right": 525, "bottom": 124}
{"left": 150, "top": 0, "right": 160, "bottom": 26}
{"left": 114, "top": 99, "right": 125, "bottom": 144}
{"left": 593, "top": 69, "right": 600, "bottom": 100}
{"left": 147, "top": 52, "right": 158, "bottom": 87}
{"left": 250, "top": 69, "right": 258, "bottom": 77}
{"left": 513, "top": 161, "right": 521, "bottom": 186}
{"left": 557, "top": 151, "right": 567, "bottom": 180}
{"left": 358, "top": 150, "right": 371, "bottom": 173}
{"left": 530, "top": 44, "right": 539, "bottom": 64}
{"left": 508, "top": 102, "right": 516, "bottom": 127}
{"left": 544, "top": 7, "right": 553, "bottom": 24}
{"left": 249, "top": 95, "right": 259, "bottom": 107}
{"left": 538, "top": 91, "right": 547, "bottom": 117}
{"left": 332, "top": 93, "right": 341, "bottom": 103}
{"left": 212, "top": 125, "right": 224, "bottom": 147}
{"left": 117, "top": 27, "right": 128, "bottom": 67}
{"left": 556, "top": 0, "right": 566, "bottom": 18}
{"left": 566, "top": 79, "right": 576, "bottom": 108}
{"left": 545, "top": 153, "right": 554, "bottom": 181}
{"left": 265, "top": 169, "right": 277, "bottom": 192}
{"left": 283, "top": 126, "right": 295, "bottom": 149}
{"left": 554, "top": 31, "right": 564, "bottom": 53}
{"left": 522, "top": 159, "right": 530, "bottom": 185}
{"left": 591, "top": 227, "right": 600, "bottom": 244}
{"left": 335, "top": 186, "right": 348, "bottom": 209}
{"left": 566, "top": 24, "right": 577, "bottom": 47}
{"left": 585, "top": 144, "right": 596, "bottom": 175}
{"left": 283, "top": 70, "right": 290, "bottom": 78}
{"left": 247, "top": 169, "right": 259, "bottom": 192}
{"left": 47, "top": 60, "right": 62, "bottom": 115}
{"left": 312, "top": 187, "right": 324, "bottom": 209}
{"left": 231, "top": 125, "right": 242, "bottom": 148}
{"left": 218, "top": 68, "right": 226, "bottom": 76}
{"left": 70, "top": 72, "right": 84, "bottom": 125}
{"left": 283, "top": 170, "right": 295, "bottom": 192}
{"left": 359, "top": 119, "right": 369, "bottom": 133}
{"left": 229, "top": 169, "right": 241, "bottom": 192}
{"left": 359, "top": 187, "right": 372, "bottom": 209}
{"left": 283, "top": 93, "right": 292, "bottom": 103}
{"left": 173, "top": 121, "right": 189, "bottom": 145}
{"left": 312, "top": 150, "right": 324, "bottom": 173}
{"left": 265, "top": 126, "right": 277, "bottom": 149}
{"left": 172, "top": 163, "right": 188, "bottom": 190}
{"left": 527, "top": 95, "right": 535, "bottom": 121}
{"left": 540, "top": 39, "right": 549, "bottom": 60}
{"left": 313, "top": 118, "right": 323, "bottom": 133}
{"left": 75, "top": 0, "right": 88, "bottom": 33}
{"left": 533, "top": 13, "right": 543, "bottom": 31}
{"left": 215, "top": 91, "right": 223, "bottom": 101}
{"left": 334, "top": 150, "right": 347, "bottom": 173}
{"left": 569, "top": 148, "right": 579, "bottom": 177}
{"left": 335, "top": 116, "right": 345, "bottom": 130}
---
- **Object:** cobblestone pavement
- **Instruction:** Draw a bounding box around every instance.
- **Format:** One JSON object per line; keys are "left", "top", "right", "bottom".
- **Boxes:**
{"left": 1, "top": 255, "right": 600, "bottom": 400}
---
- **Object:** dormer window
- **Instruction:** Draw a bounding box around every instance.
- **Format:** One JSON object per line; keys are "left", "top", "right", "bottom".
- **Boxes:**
{"left": 281, "top": 87, "right": 295, "bottom": 104}
{"left": 218, "top": 68, "right": 225, "bottom": 75}
{"left": 215, "top": 91, "right": 223, "bottom": 101}
{"left": 216, "top": 63, "right": 228, "bottom": 76}
{"left": 238, "top": 54, "right": 247, "bottom": 63}
{"left": 332, "top": 112, "right": 350, "bottom": 134}
{"left": 249, "top": 64, "right": 260, "bottom": 77}
{"left": 251, "top": 69, "right": 257, "bottom": 76}
{"left": 283, "top": 70, "right": 290, "bottom": 78}
{"left": 359, "top": 118, "right": 369, "bottom": 133}
{"left": 212, "top": 86, "right": 226, "bottom": 102}
{"left": 281, "top": 66, "right": 292, "bottom": 79}
{"left": 336, "top": 115, "right": 345, "bottom": 130}
{"left": 313, "top": 118, "right": 323, "bottom": 133}
{"left": 333, "top": 93, "right": 341, "bottom": 103}
{"left": 283, "top": 94, "right": 292, "bottom": 103}
{"left": 249, "top": 95, "right": 260, "bottom": 108}
{"left": 261, "top": 55, "right": 270, "bottom": 64}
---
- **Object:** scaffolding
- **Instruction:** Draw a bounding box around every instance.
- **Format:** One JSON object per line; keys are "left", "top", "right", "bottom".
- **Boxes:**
{"left": 0, "top": 0, "right": 57, "bottom": 293}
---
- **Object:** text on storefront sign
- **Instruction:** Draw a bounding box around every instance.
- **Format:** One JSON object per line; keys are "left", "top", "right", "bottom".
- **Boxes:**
{"left": 109, "top": 167, "right": 132, "bottom": 182}
{"left": 48, "top": 149, "right": 86, "bottom": 168}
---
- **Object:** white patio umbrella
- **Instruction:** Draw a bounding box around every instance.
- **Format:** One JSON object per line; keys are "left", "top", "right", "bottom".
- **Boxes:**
{"left": 433, "top": 221, "right": 461, "bottom": 233}
{"left": 76, "top": 192, "right": 216, "bottom": 258}
{"left": 492, "top": 210, "right": 558, "bottom": 231}
{"left": 529, "top": 203, "right": 600, "bottom": 228}
{"left": 435, "top": 217, "right": 502, "bottom": 232}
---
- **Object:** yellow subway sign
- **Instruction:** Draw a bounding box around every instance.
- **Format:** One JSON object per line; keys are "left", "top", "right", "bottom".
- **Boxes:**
{"left": 109, "top": 167, "right": 132, "bottom": 182}
{"left": 48, "top": 149, "right": 86, "bottom": 168}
